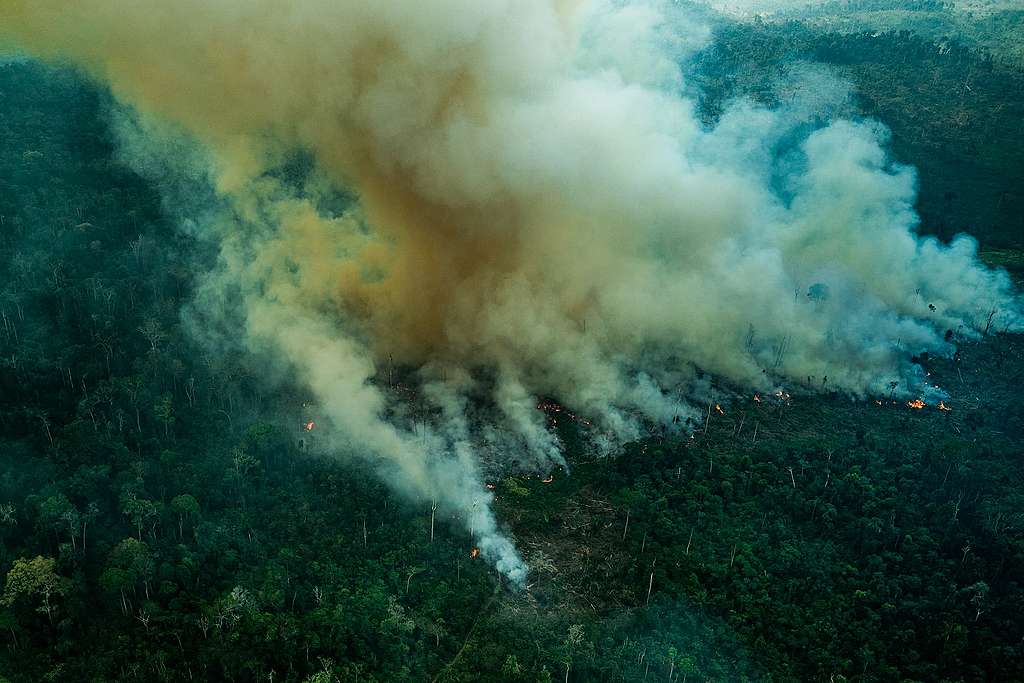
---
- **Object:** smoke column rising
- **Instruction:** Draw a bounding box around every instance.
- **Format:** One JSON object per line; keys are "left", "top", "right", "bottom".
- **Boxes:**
{"left": 2, "top": 0, "right": 1019, "bottom": 582}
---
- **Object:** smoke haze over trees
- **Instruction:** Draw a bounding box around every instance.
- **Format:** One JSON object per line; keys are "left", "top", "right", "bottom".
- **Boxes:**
{"left": 1, "top": 1, "right": 1023, "bottom": 681}
{"left": 2, "top": 0, "right": 1019, "bottom": 581}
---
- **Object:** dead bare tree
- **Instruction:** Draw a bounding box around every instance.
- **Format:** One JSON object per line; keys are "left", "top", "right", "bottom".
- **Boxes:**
{"left": 983, "top": 308, "right": 997, "bottom": 336}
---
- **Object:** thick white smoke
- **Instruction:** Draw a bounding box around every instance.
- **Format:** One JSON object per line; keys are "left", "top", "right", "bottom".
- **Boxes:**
{"left": 2, "top": 0, "right": 1019, "bottom": 583}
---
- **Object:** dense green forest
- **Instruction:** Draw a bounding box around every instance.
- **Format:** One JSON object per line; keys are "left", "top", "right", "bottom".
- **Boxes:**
{"left": 2, "top": 10, "right": 1024, "bottom": 683}
{"left": 762, "top": 1, "right": 1024, "bottom": 67}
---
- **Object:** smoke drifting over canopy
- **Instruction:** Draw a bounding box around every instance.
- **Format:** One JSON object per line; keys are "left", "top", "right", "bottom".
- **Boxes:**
{"left": 3, "top": 0, "right": 1019, "bottom": 582}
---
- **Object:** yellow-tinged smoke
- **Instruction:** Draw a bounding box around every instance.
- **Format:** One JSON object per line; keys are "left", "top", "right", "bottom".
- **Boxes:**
{"left": 3, "top": 0, "right": 1019, "bottom": 582}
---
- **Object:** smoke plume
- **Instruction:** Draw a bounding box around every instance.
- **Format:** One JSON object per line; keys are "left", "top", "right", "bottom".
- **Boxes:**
{"left": 2, "top": 0, "right": 1019, "bottom": 582}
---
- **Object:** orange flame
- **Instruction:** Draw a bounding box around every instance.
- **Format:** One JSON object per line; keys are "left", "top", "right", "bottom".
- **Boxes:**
{"left": 753, "top": 393, "right": 762, "bottom": 403}
{"left": 541, "top": 474, "right": 554, "bottom": 484}
{"left": 470, "top": 547, "right": 480, "bottom": 559}
{"left": 715, "top": 404, "right": 725, "bottom": 415}
{"left": 938, "top": 401, "right": 952, "bottom": 411}
{"left": 907, "top": 399, "right": 925, "bottom": 409}
{"left": 303, "top": 420, "right": 315, "bottom": 431}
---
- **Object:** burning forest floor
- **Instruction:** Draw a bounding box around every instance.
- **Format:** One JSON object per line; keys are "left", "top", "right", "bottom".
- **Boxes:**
{"left": 435, "top": 331, "right": 1024, "bottom": 680}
